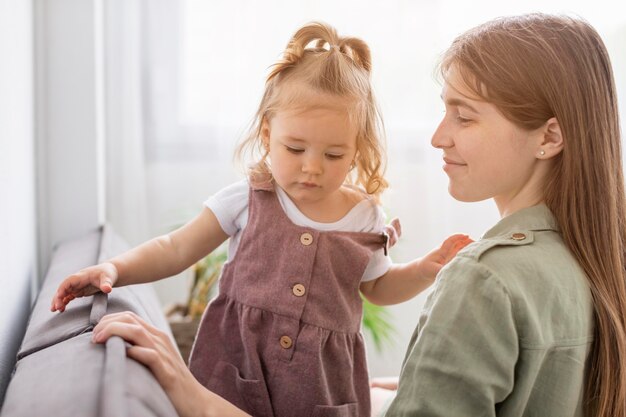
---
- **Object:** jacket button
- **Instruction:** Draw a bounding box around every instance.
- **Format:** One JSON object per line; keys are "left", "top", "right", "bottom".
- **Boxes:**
{"left": 292, "top": 284, "right": 306, "bottom": 297}
{"left": 511, "top": 233, "right": 526, "bottom": 241}
{"left": 300, "top": 233, "right": 313, "bottom": 246}
{"left": 280, "top": 335, "right": 293, "bottom": 349}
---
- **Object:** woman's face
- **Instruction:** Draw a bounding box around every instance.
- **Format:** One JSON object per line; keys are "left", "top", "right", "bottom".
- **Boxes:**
{"left": 431, "top": 67, "right": 546, "bottom": 216}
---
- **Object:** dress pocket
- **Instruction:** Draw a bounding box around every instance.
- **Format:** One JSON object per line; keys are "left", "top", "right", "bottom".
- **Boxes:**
{"left": 311, "top": 402, "right": 359, "bottom": 417}
{"left": 208, "top": 360, "right": 273, "bottom": 417}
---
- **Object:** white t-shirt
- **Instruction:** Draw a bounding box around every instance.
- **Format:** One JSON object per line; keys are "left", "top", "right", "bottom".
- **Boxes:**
{"left": 204, "top": 179, "right": 392, "bottom": 282}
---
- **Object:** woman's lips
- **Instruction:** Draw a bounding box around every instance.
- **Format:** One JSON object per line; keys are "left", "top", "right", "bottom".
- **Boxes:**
{"left": 442, "top": 157, "right": 467, "bottom": 172}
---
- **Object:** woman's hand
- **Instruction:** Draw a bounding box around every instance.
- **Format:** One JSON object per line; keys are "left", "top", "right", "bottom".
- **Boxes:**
{"left": 370, "top": 376, "right": 399, "bottom": 391}
{"left": 92, "top": 312, "right": 250, "bottom": 417}
{"left": 51, "top": 262, "right": 119, "bottom": 312}
{"left": 370, "top": 377, "right": 399, "bottom": 417}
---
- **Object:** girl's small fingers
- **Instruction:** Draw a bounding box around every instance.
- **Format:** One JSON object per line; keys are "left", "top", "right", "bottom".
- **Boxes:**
{"left": 98, "top": 273, "right": 113, "bottom": 293}
{"left": 390, "top": 218, "right": 402, "bottom": 238}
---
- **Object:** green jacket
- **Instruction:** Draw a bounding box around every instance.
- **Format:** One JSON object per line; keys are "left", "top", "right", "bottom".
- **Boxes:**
{"left": 386, "top": 204, "right": 594, "bottom": 417}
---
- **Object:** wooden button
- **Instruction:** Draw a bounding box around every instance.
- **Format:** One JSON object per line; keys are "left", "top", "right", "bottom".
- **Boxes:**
{"left": 292, "top": 284, "right": 306, "bottom": 297}
{"left": 300, "top": 233, "right": 313, "bottom": 246}
{"left": 279, "top": 335, "right": 293, "bottom": 349}
{"left": 511, "top": 233, "right": 526, "bottom": 241}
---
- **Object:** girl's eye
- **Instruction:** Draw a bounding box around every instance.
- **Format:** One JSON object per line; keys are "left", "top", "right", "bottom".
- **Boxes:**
{"left": 286, "top": 146, "right": 304, "bottom": 154}
{"left": 325, "top": 153, "right": 344, "bottom": 160}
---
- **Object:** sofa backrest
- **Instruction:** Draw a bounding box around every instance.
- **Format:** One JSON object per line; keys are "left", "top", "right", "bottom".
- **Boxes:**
{"left": 0, "top": 225, "right": 177, "bottom": 417}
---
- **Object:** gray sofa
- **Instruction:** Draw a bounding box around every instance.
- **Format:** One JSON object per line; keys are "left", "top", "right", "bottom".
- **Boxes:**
{"left": 0, "top": 226, "right": 178, "bottom": 417}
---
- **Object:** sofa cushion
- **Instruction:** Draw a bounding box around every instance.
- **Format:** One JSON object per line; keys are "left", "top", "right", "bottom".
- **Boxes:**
{"left": 0, "top": 225, "right": 177, "bottom": 417}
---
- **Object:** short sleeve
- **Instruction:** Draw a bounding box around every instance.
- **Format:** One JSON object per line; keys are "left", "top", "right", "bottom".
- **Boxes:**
{"left": 361, "top": 205, "right": 392, "bottom": 282}
{"left": 385, "top": 257, "right": 518, "bottom": 416}
{"left": 203, "top": 180, "right": 249, "bottom": 237}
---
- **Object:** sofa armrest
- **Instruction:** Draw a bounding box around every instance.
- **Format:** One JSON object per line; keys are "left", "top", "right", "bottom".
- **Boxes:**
{"left": 0, "top": 225, "right": 177, "bottom": 417}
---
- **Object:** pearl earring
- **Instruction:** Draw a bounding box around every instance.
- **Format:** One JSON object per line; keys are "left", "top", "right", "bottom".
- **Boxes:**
{"left": 539, "top": 150, "right": 546, "bottom": 156}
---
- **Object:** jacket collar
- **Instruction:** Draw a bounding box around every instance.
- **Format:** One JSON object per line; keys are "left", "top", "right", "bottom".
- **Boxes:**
{"left": 482, "top": 204, "right": 559, "bottom": 239}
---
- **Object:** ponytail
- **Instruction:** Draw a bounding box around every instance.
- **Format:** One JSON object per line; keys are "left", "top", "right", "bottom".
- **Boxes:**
{"left": 236, "top": 21, "right": 388, "bottom": 201}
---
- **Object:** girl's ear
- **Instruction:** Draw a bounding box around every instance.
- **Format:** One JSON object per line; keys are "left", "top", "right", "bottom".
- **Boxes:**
{"left": 537, "top": 117, "right": 564, "bottom": 159}
{"left": 261, "top": 118, "right": 271, "bottom": 151}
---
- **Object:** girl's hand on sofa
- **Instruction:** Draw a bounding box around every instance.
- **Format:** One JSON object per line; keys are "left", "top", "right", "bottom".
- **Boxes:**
{"left": 92, "top": 311, "right": 252, "bottom": 417}
{"left": 50, "top": 262, "right": 119, "bottom": 312}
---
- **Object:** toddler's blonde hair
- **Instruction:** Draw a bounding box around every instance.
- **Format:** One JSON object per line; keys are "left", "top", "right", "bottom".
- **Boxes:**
{"left": 236, "top": 22, "right": 387, "bottom": 200}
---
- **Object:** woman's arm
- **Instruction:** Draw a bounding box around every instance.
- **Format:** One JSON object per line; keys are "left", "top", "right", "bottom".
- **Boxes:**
{"left": 92, "top": 312, "right": 251, "bottom": 417}
{"left": 385, "top": 257, "right": 517, "bottom": 416}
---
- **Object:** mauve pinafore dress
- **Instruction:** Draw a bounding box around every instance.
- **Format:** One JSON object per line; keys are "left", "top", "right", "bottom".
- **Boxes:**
{"left": 189, "top": 185, "right": 387, "bottom": 417}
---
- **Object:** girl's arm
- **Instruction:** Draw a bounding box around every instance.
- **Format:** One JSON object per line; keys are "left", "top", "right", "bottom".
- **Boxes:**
{"left": 52, "top": 207, "right": 228, "bottom": 312}
{"left": 92, "top": 312, "right": 251, "bottom": 417}
{"left": 360, "top": 234, "right": 472, "bottom": 306}
{"left": 112, "top": 207, "right": 228, "bottom": 286}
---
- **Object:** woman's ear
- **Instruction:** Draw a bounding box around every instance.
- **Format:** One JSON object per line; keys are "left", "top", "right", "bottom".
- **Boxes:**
{"left": 537, "top": 117, "right": 564, "bottom": 159}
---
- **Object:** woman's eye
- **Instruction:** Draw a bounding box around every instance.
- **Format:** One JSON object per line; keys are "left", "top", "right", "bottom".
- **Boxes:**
{"left": 456, "top": 115, "right": 472, "bottom": 124}
{"left": 325, "top": 153, "right": 344, "bottom": 160}
{"left": 286, "top": 146, "right": 304, "bottom": 154}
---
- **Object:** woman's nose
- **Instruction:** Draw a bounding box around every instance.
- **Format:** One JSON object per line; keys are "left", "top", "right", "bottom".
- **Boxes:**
{"left": 431, "top": 119, "right": 453, "bottom": 149}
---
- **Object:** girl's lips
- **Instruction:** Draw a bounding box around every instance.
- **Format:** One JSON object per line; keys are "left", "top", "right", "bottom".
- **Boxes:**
{"left": 300, "top": 182, "right": 319, "bottom": 188}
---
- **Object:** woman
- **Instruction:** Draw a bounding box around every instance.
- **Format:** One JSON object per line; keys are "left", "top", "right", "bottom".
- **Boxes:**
{"left": 381, "top": 13, "right": 626, "bottom": 417}
{"left": 92, "top": 13, "right": 626, "bottom": 417}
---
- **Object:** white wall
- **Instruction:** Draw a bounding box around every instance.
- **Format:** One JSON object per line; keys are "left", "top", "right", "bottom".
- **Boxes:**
{"left": 0, "top": 0, "right": 36, "bottom": 404}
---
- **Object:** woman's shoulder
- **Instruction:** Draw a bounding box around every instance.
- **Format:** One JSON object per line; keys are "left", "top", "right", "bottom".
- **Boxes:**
{"left": 438, "top": 229, "right": 593, "bottom": 347}
{"left": 437, "top": 225, "right": 589, "bottom": 312}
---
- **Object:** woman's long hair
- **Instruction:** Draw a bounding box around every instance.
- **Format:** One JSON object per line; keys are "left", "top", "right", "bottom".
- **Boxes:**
{"left": 441, "top": 14, "right": 626, "bottom": 416}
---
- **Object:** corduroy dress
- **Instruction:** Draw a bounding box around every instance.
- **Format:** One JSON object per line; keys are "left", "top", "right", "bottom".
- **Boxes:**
{"left": 189, "top": 185, "right": 388, "bottom": 417}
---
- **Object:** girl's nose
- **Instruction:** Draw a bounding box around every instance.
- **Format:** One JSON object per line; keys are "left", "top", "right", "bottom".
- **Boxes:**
{"left": 302, "top": 155, "right": 323, "bottom": 174}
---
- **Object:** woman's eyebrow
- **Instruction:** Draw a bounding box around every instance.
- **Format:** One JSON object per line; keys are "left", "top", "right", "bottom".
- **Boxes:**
{"left": 441, "top": 95, "right": 480, "bottom": 113}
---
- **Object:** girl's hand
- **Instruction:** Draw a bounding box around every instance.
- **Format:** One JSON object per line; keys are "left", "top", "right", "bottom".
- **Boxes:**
{"left": 51, "top": 262, "right": 119, "bottom": 312}
{"left": 92, "top": 312, "right": 250, "bottom": 417}
{"left": 417, "top": 234, "right": 473, "bottom": 281}
{"left": 384, "top": 218, "right": 402, "bottom": 249}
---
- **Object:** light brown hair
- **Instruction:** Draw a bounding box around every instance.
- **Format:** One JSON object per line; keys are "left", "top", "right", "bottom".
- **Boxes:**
{"left": 235, "top": 22, "right": 387, "bottom": 199}
{"left": 440, "top": 14, "right": 626, "bottom": 416}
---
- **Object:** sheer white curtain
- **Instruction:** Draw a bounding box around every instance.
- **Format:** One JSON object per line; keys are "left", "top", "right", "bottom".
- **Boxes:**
{"left": 137, "top": 0, "right": 626, "bottom": 376}
{"left": 103, "top": 0, "right": 148, "bottom": 246}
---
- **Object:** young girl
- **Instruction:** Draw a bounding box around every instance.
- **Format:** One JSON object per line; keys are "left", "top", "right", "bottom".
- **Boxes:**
{"left": 378, "top": 14, "right": 626, "bottom": 417}
{"left": 51, "top": 22, "right": 469, "bottom": 417}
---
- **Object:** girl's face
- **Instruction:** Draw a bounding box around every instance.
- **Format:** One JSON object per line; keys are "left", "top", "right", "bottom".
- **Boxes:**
{"left": 431, "top": 67, "right": 546, "bottom": 217}
{"left": 262, "top": 96, "right": 358, "bottom": 211}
